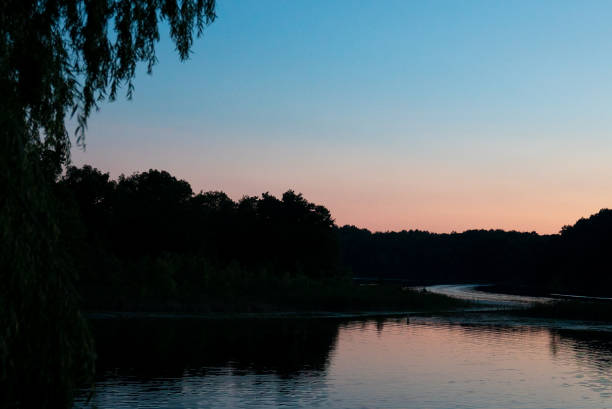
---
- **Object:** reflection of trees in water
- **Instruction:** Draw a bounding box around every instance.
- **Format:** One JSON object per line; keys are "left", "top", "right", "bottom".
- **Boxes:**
{"left": 423, "top": 320, "right": 549, "bottom": 346}
{"left": 92, "top": 318, "right": 343, "bottom": 380}
{"left": 437, "top": 320, "right": 612, "bottom": 397}
{"left": 456, "top": 323, "right": 545, "bottom": 338}
{"left": 548, "top": 329, "right": 612, "bottom": 399}
{"left": 549, "top": 329, "right": 612, "bottom": 372}
{"left": 416, "top": 319, "right": 612, "bottom": 372}
{"left": 332, "top": 316, "right": 408, "bottom": 337}
{"left": 444, "top": 321, "right": 612, "bottom": 375}
{"left": 92, "top": 317, "right": 612, "bottom": 386}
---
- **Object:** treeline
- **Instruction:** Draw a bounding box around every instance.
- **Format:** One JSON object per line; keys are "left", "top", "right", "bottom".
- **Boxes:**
{"left": 340, "top": 212, "right": 612, "bottom": 297}
{"left": 59, "top": 165, "right": 612, "bottom": 305}
{"left": 553, "top": 210, "right": 612, "bottom": 295}
{"left": 57, "top": 165, "right": 342, "bottom": 311}
{"left": 339, "top": 227, "right": 549, "bottom": 285}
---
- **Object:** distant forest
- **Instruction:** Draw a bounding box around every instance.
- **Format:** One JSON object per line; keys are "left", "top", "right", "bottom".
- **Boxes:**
{"left": 59, "top": 165, "right": 612, "bottom": 308}
{"left": 340, "top": 211, "right": 612, "bottom": 296}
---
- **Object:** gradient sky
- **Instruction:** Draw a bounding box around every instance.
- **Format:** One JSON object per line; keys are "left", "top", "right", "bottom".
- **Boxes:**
{"left": 71, "top": 0, "right": 612, "bottom": 234}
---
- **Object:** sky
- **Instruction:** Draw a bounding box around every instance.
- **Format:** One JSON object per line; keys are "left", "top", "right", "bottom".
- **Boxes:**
{"left": 71, "top": 0, "right": 612, "bottom": 234}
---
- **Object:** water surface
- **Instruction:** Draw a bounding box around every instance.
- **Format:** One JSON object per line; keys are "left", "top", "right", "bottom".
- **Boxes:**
{"left": 76, "top": 314, "right": 612, "bottom": 408}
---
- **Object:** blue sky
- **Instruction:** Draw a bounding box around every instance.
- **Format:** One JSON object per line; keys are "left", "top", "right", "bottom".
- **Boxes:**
{"left": 72, "top": 0, "right": 612, "bottom": 233}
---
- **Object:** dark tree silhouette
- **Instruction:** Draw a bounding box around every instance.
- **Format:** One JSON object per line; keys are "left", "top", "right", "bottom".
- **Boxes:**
{"left": 59, "top": 164, "right": 612, "bottom": 309}
{"left": 338, "top": 226, "right": 549, "bottom": 285}
{"left": 339, "top": 212, "right": 612, "bottom": 297}
{"left": 60, "top": 167, "right": 342, "bottom": 303}
{"left": 554, "top": 210, "right": 612, "bottom": 295}
{"left": 1, "top": 2, "right": 216, "bottom": 407}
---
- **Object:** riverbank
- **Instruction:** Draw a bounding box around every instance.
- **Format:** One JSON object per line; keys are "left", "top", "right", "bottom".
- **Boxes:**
{"left": 426, "top": 283, "right": 612, "bottom": 323}
{"left": 519, "top": 299, "right": 612, "bottom": 322}
{"left": 472, "top": 284, "right": 612, "bottom": 322}
{"left": 86, "top": 309, "right": 435, "bottom": 320}
{"left": 425, "top": 283, "right": 553, "bottom": 308}
{"left": 475, "top": 283, "right": 551, "bottom": 297}
{"left": 80, "top": 279, "right": 469, "bottom": 315}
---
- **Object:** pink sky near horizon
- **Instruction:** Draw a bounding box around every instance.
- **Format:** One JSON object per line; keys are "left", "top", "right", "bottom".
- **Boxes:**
{"left": 71, "top": 120, "right": 612, "bottom": 235}
{"left": 68, "top": 1, "right": 612, "bottom": 235}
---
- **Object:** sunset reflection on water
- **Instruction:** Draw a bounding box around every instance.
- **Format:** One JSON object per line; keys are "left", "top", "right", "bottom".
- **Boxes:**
{"left": 75, "top": 316, "right": 612, "bottom": 408}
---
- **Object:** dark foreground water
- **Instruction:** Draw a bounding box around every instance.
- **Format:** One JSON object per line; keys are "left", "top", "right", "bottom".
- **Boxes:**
{"left": 75, "top": 312, "right": 612, "bottom": 409}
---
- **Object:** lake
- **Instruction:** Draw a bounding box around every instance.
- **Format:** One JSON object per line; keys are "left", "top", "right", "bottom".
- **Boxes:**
{"left": 75, "top": 307, "right": 612, "bottom": 409}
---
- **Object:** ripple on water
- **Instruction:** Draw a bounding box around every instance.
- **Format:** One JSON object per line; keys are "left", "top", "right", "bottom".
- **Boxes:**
{"left": 75, "top": 315, "right": 612, "bottom": 409}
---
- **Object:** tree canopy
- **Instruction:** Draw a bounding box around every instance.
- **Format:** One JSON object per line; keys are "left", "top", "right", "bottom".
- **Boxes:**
{"left": 1, "top": 2, "right": 217, "bottom": 407}
{"left": 59, "top": 166, "right": 341, "bottom": 292}
{"left": 2, "top": 0, "right": 215, "bottom": 164}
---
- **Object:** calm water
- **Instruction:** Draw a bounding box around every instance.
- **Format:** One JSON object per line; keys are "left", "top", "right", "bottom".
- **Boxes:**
{"left": 75, "top": 313, "right": 612, "bottom": 409}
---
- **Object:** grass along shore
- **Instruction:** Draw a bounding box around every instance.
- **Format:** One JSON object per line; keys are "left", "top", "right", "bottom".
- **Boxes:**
{"left": 80, "top": 275, "right": 469, "bottom": 315}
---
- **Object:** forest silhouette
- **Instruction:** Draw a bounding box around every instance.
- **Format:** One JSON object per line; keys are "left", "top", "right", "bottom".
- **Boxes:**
{"left": 58, "top": 165, "right": 463, "bottom": 312}
{"left": 91, "top": 317, "right": 342, "bottom": 379}
{"left": 60, "top": 164, "right": 612, "bottom": 313}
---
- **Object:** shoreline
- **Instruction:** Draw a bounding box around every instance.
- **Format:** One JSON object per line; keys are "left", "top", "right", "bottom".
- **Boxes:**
{"left": 85, "top": 307, "right": 483, "bottom": 320}
{"left": 84, "top": 308, "right": 612, "bottom": 334}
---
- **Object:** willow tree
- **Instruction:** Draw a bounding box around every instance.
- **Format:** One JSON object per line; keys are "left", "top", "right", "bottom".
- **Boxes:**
{"left": 0, "top": 1, "right": 216, "bottom": 407}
